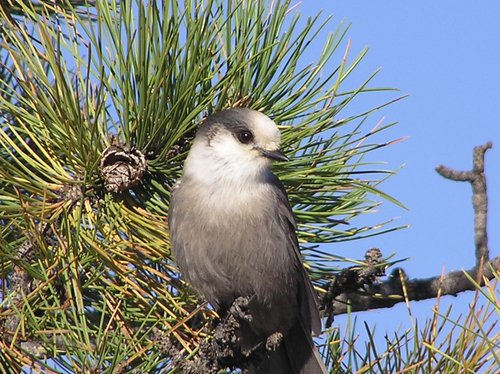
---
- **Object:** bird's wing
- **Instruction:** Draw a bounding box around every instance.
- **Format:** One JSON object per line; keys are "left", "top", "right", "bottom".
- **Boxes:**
{"left": 268, "top": 174, "right": 322, "bottom": 336}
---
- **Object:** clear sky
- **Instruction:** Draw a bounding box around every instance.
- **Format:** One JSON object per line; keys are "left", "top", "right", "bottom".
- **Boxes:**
{"left": 295, "top": 0, "right": 500, "bottom": 350}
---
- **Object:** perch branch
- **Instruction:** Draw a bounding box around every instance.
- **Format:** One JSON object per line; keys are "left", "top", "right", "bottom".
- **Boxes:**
{"left": 153, "top": 296, "right": 274, "bottom": 373}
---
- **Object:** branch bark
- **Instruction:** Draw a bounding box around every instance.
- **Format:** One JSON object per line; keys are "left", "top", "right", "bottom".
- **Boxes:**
{"left": 322, "top": 142, "right": 499, "bottom": 318}
{"left": 436, "top": 142, "right": 492, "bottom": 268}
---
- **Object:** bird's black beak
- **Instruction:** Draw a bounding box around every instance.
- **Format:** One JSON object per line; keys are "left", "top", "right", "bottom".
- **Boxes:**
{"left": 261, "top": 149, "right": 289, "bottom": 162}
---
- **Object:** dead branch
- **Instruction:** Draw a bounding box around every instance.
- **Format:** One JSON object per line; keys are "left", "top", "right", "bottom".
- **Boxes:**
{"left": 322, "top": 142, "right": 499, "bottom": 317}
{"left": 436, "top": 142, "right": 492, "bottom": 268}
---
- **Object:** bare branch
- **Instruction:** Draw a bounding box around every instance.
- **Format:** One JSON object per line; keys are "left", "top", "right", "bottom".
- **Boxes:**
{"left": 322, "top": 142, "right": 498, "bottom": 318}
{"left": 437, "top": 142, "right": 492, "bottom": 269}
{"left": 328, "top": 257, "right": 500, "bottom": 315}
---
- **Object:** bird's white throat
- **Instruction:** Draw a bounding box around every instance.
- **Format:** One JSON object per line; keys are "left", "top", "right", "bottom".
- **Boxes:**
{"left": 184, "top": 139, "right": 270, "bottom": 187}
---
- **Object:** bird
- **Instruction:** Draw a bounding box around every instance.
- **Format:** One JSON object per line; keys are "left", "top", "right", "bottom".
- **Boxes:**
{"left": 168, "top": 107, "right": 327, "bottom": 373}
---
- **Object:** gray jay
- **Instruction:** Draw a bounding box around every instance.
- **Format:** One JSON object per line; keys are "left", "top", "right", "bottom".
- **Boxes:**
{"left": 169, "top": 108, "right": 327, "bottom": 373}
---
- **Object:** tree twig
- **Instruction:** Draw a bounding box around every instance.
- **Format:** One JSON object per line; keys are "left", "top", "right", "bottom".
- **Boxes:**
{"left": 322, "top": 142, "right": 499, "bottom": 318}
{"left": 326, "top": 257, "right": 500, "bottom": 315}
{"left": 436, "top": 141, "right": 492, "bottom": 268}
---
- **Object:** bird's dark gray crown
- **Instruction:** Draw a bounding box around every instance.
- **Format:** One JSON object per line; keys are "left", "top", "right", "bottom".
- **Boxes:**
{"left": 198, "top": 108, "right": 257, "bottom": 143}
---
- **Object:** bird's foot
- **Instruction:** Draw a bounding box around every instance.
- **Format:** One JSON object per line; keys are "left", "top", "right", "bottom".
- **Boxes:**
{"left": 265, "top": 331, "right": 283, "bottom": 351}
{"left": 228, "top": 296, "right": 253, "bottom": 323}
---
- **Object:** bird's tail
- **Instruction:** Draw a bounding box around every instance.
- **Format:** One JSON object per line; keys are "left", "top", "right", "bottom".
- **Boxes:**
{"left": 283, "top": 320, "right": 328, "bottom": 374}
{"left": 246, "top": 321, "right": 328, "bottom": 374}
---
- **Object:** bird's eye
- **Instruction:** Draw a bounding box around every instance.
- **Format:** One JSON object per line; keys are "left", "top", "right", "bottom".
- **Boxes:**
{"left": 237, "top": 130, "right": 254, "bottom": 144}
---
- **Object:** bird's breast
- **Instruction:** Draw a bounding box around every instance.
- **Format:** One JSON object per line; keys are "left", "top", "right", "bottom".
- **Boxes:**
{"left": 172, "top": 179, "right": 297, "bottom": 310}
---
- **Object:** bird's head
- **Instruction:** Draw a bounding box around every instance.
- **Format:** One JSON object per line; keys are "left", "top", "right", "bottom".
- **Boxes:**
{"left": 184, "top": 108, "right": 288, "bottom": 183}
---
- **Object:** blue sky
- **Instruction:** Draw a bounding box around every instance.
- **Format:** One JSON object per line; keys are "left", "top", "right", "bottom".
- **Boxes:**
{"left": 295, "top": 0, "right": 500, "bottom": 349}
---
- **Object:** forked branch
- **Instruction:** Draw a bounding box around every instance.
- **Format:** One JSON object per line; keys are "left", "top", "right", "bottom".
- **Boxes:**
{"left": 322, "top": 142, "right": 499, "bottom": 318}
